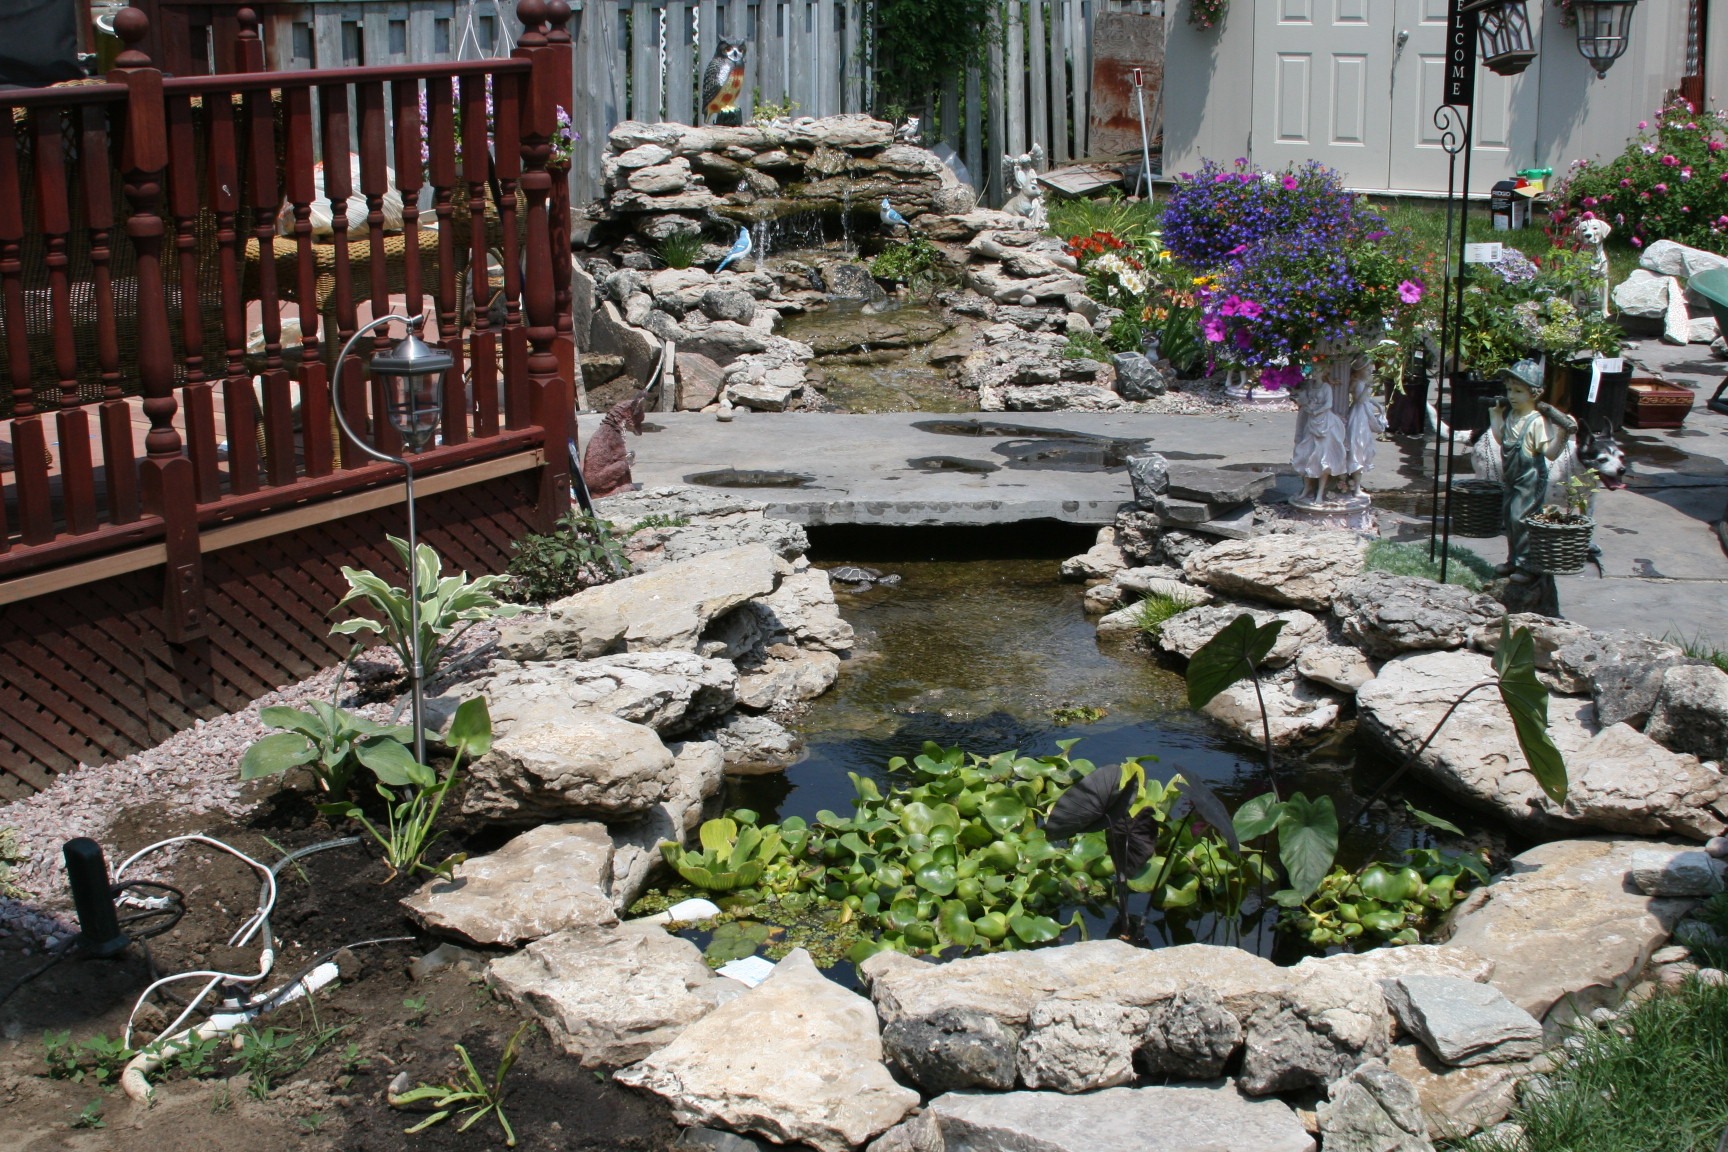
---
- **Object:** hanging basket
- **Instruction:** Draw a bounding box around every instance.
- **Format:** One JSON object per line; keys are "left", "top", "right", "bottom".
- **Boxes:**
{"left": 1520, "top": 512, "right": 1595, "bottom": 575}
{"left": 1450, "top": 479, "right": 1504, "bottom": 538}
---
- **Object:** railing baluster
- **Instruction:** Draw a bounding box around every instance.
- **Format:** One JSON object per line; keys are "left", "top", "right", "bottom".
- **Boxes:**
{"left": 78, "top": 101, "right": 137, "bottom": 524}
{"left": 426, "top": 75, "right": 467, "bottom": 445}
{"left": 206, "top": 83, "right": 257, "bottom": 496}
{"left": 494, "top": 71, "right": 528, "bottom": 429}
{"left": 462, "top": 71, "right": 498, "bottom": 439}
{"left": 166, "top": 92, "right": 219, "bottom": 503}
{"left": 283, "top": 84, "right": 331, "bottom": 478}
{"left": 1, "top": 111, "right": 54, "bottom": 545}
{"left": 31, "top": 108, "right": 98, "bottom": 536}
{"left": 357, "top": 79, "right": 401, "bottom": 458}
{"left": 547, "top": 2, "right": 577, "bottom": 403}
{"left": 241, "top": 37, "right": 294, "bottom": 489}
{"left": 390, "top": 78, "right": 426, "bottom": 326}
{"left": 318, "top": 82, "right": 366, "bottom": 471}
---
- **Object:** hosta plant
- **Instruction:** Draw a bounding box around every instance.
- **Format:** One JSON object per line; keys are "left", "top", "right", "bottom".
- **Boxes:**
{"left": 239, "top": 699, "right": 415, "bottom": 797}
{"left": 332, "top": 536, "right": 523, "bottom": 680}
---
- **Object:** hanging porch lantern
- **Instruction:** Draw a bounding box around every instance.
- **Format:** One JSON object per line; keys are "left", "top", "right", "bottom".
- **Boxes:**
{"left": 1459, "top": 0, "right": 1538, "bottom": 77}
{"left": 1572, "top": 0, "right": 1638, "bottom": 78}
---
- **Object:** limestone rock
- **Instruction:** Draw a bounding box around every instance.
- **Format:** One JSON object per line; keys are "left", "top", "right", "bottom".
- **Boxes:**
{"left": 677, "top": 352, "right": 727, "bottom": 410}
{"left": 1293, "top": 944, "right": 1496, "bottom": 988}
{"left": 1317, "top": 1061, "right": 1435, "bottom": 1152}
{"left": 1201, "top": 676, "right": 1345, "bottom": 749}
{"left": 627, "top": 516, "right": 811, "bottom": 570}
{"left": 727, "top": 375, "right": 803, "bottom": 412}
{"left": 401, "top": 823, "right": 617, "bottom": 946}
{"left": 1563, "top": 723, "right": 1727, "bottom": 840}
{"left": 1382, "top": 975, "right": 1544, "bottom": 1067}
{"left": 607, "top": 739, "right": 727, "bottom": 911}
{"left": 736, "top": 648, "right": 841, "bottom": 709}
{"left": 1641, "top": 238, "right": 1728, "bottom": 282}
{"left": 1115, "top": 566, "right": 1212, "bottom": 605}
{"left": 992, "top": 382, "right": 1124, "bottom": 412}
{"left": 461, "top": 708, "right": 677, "bottom": 822}
{"left": 1630, "top": 847, "right": 1726, "bottom": 896}
{"left": 1356, "top": 650, "right": 1595, "bottom": 833}
{"left": 1612, "top": 268, "right": 1673, "bottom": 320}
{"left": 1471, "top": 614, "right": 1594, "bottom": 691}
{"left": 1297, "top": 643, "right": 1376, "bottom": 693}
{"left": 1158, "top": 604, "right": 1324, "bottom": 668}
{"left": 1059, "top": 528, "right": 1127, "bottom": 582}
{"left": 499, "top": 543, "right": 780, "bottom": 660}
{"left": 1551, "top": 630, "right": 1694, "bottom": 729}
{"left": 615, "top": 950, "right": 918, "bottom": 1152}
{"left": 925, "top": 1083, "right": 1316, "bottom": 1152}
{"left": 450, "top": 653, "right": 738, "bottom": 737}
{"left": 1166, "top": 466, "right": 1277, "bottom": 507}
{"left": 489, "top": 920, "right": 733, "bottom": 1067}
{"left": 1646, "top": 663, "right": 1728, "bottom": 762}
{"left": 698, "top": 710, "right": 802, "bottom": 773}
{"left": 1017, "top": 999, "right": 1149, "bottom": 1093}
{"left": 1239, "top": 962, "right": 1391, "bottom": 1095}
{"left": 751, "top": 568, "right": 855, "bottom": 651}
{"left": 1333, "top": 573, "right": 1505, "bottom": 659}
{"left": 1386, "top": 1040, "right": 1524, "bottom": 1141}
{"left": 880, "top": 1008, "right": 1019, "bottom": 1094}
{"left": 1137, "top": 984, "right": 1243, "bottom": 1080}
{"left": 1184, "top": 532, "right": 1369, "bottom": 611}
{"left": 1443, "top": 837, "right": 1700, "bottom": 1025}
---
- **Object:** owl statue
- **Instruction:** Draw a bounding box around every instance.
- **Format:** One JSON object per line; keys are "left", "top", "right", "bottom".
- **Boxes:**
{"left": 701, "top": 39, "right": 748, "bottom": 127}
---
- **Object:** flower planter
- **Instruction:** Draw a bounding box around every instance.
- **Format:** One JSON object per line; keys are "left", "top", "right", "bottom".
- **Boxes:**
{"left": 1520, "top": 512, "right": 1595, "bottom": 575}
{"left": 1446, "top": 374, "right": 1500, "bottom": 434}
{"left": 1562, "top": 359, "right": 1632, "bottom": 436}
{"left": 1450, "top": 479, "right": 1504, "bottom": 538}
{"left": 1626, "top": 378, "right": 1696, "bottom": 429}
{"left": 1385, "top": 376, "right": 1430, "bottom": 436}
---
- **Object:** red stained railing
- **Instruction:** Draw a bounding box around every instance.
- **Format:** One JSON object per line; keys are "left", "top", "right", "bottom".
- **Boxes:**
{"left": 0, "top": 2, "right": 575, "bottom": 637}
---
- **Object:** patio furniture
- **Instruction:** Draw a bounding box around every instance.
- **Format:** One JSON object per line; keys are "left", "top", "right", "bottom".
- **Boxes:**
{"left": 1683, "top": 267, "right": 1728, "bottom": 416}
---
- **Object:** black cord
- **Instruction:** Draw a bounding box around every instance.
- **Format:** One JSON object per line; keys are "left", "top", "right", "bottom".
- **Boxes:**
{"left": 112, "top": 880, "right": 186, "bottom": 941}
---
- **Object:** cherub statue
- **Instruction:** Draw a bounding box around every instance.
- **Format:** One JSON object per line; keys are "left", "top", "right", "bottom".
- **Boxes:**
{"left": 1002, "top": 143, "right": 1047, "bottom": 230}
{"left": 1574, "top": 217, "right": 1613, "bottom": 317}
{"left": 1342, "top": 356, "right": 1386, "bottom": 494}
{"left": 1291, "top": 375, "right": 1349, "bottom": 503}
{"left": 1489, "top": 360, "right": 1579, "bottom": 582}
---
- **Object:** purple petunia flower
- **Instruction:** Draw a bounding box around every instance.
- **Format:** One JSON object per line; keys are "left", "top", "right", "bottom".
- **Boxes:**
{"left": 1281, "top": 175, "right": 1299, "bottom": 191}
{"left": 1260, "top": 365, "right": 1302, "bottom": 391}
{"left": 1397, "top": 280, "right": 1423, "bottom": 305}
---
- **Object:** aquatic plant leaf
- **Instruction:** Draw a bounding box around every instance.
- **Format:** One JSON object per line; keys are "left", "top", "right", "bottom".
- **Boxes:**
{"left": 1405, "top": 804, "right": 1464, "bottom": 837}
{"left": 1175, "top": 776, "right": 1240, "bottom": 855}
{"left": 1358, "top": 865, "right": 1422, "bottom": 904}
{"left": 901, "top": 802, "right": 939, "bottom": 836}
{"left": 1186, "top": 614, "right": 1285, "bottom": 709}
{"left": 973, "top": 911, "right": 1010, "bottom": 941}
{"left": 699, "top": 819, "right": 739, "bottom": 856}
{"left": 1232, "top": 793, "right": 1282, "bottom": 841}
{"left": 981, "top": 796, "right": 1029, "bottom": 835}
{"left": 914, "top": 862, "right": 957, "bottom": 897}
{"left": 938, "top": 900, "right": 977, "bottom": 947}
{"left": 1009, "top": 914, "right": 1062, "bottom": 944}
{"left": 1493, "top": 620, "right": 1569, "bottom": 805}
{"left": 1276, "top": 793, "right": 1338, "bottom": 902}
{"left": 1043, "top": 763, "right": 1131, "bottom": 839}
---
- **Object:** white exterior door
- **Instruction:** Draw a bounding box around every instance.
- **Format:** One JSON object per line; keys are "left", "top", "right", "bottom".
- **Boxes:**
{"left": 1387, "top": 0, "right": 1542, "bottom": 193}
{"left": 1252, "top": 0, "right": 1397, "bottom": 188}
{"left": 1252, "top": 0, "right": 1541, "bottom": 193}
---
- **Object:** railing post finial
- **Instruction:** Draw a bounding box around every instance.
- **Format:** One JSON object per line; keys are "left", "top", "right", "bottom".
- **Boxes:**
{"left": 236, "top": 8, "right": 260, "bottom": 40}
{"left": 517, "top": 0, "right": 549, "bottom": 44}
{"left": 112, "top": 6, "right": 152, "bottom": 69}
{"left": 546, "top": 0, "right": 572, "bottom": 41}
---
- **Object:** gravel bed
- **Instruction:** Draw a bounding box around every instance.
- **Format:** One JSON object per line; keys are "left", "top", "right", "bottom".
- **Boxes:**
{"left": 0, "top": 623, "right": 507, "bottom": 949}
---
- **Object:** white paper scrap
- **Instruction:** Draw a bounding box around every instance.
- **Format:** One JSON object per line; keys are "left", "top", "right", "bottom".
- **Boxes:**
{"left": 716, "top": 955, "right": 777, "bottom": 987}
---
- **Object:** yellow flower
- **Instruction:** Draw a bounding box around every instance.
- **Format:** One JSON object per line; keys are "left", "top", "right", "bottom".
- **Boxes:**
{"left": 1159, "top": 250, "right": 1173, "bottom": 263}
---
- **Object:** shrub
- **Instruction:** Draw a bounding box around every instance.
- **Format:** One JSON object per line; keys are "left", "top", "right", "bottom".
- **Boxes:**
{"left": 506, "top": 512, "right": 631, "bottom": 604}
{"left": 870, "top": 234, "right": 944, "bottom": 295}
{"left": 1550, "top": 98, "right": 1728, "bottom": 253}
{"left": 1046, "top": 193, "right": 1161, "bottom": 250}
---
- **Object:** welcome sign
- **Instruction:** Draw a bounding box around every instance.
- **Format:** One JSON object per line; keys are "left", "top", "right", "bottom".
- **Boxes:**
{"left": 1443, "top": 0, "right": 1478, "bottom": 108}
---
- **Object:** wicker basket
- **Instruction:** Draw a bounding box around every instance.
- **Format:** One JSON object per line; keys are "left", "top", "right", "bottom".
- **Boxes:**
{"left": 1520, "top": 513, "right": 1595, "bottom": 575}
{"left": 1450, "top": 479, "right": 1504, "bottom": 538}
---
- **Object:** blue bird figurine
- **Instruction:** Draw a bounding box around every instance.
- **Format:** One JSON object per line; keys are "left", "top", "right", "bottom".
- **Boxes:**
{"left": 879, "top": 197, "right": 911, "bottom": 233}
{"left": 715, "top": 225, "right": 752, "bottom": 273}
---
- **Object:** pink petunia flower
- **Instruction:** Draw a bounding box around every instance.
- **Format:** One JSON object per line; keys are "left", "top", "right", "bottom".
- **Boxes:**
{"left": 1638, "top": 121, "right": 1648, "bottom": 129}
{"left": 1281, "top": 175, "right": 1299, "bottom": 191}
{"left": 1397, "top": 280, "right": 1423, "bottom": 305}
{"left": 1203, "top": 316, "right": 1226, "bottom": 343}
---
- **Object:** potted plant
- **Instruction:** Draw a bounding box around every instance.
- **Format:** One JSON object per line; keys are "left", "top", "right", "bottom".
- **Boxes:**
{"left": 1521, "top": 472, "right": 1598, "bottom": 575}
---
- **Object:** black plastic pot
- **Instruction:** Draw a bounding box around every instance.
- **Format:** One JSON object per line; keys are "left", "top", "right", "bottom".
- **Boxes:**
{"left": 1563, "top": 359, "right": 1631, "bottom": 437}
{"left": 1446, "top": 374, "right": 1500, "bottom": 434}
{"left": 1386, "top": 376, "right": 1430, "bottom": 435}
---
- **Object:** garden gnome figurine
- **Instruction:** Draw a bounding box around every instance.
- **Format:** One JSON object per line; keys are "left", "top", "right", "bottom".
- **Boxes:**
{"left": 1490, "top": 359, "right": 1578, "bottom": 582}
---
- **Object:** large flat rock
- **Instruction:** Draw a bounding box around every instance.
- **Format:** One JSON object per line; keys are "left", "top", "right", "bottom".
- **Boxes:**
{"left": 617, "top": 950, "right": 917, "bottom": 1152}
{"left": 460, "top": 706, "right": 678, "bottom": 823}
{"left": 400, "top": 822, "right": 616, "bottom": 946}
{"left": 925, "top": 1083, "right": 1315, "bottom": 1152}
{"left": 499, "top": 543, "right": 780, "bottom": 660}
{"left": 445, "top": 652, "right": 739, "bottom": 737}
{"left": 1443, "top": 837, "right": 1700, "bottom": 1026}
{"left": 1382, "top": 975, "right": 1543, "bottom": 1067}
{"left": 489, "top": 920, "right": 734, "bottom": 1068}
{"left": 1183, "top": 532, "right": 1368, "bottom": 611}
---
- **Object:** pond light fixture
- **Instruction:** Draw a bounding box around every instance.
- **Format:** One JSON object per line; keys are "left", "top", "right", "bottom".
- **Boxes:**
{"left": 1459, "top": 0, "right": 1538, "bottom": 77}
{"left": 1571, "top": 0, "right": 1638, "bottom": 78}
{"left": 330, "top": 312, "right": 454, "bottom": 765}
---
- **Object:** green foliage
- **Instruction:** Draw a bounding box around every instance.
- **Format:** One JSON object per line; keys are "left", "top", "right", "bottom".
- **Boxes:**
{"left": 1493, "top": 619, "right": 1568, "bottom": 806}
{"left": 1046, "top": 194, "right": 1162, "bottom": 250}
{"left": 660, "top": 813, "right": 802, "bottom": 892}
{"left": 331, "top": 536, "right": 523, "bottom": 680}
{"left": 1133, "top": 591, "right": 1199, "bottom": 640}
{"left": 390, "top": 1022, "right": 531, "bottom": 1148}
{"left": 42, "top": 1032, "right": 134, "bottom": 1085}
{"left": 653, "top": 230, "right": 708, "bottom": 271}
{"left": 507, "top": 511, "right": 632, "bottom": 604}
{"left": 233, "top": 1024, "right": 340, "bottom": 1100}
{"left": 322, "top": 696, "right": 492, "bottom": 879}
{"left": 1281, "top": 845, "right": 1489, "bottom": 947}
{"left": 871, "top": 0, "right": 994, "bottom": 120}
{"left": 749, "top": 88, "right": 800, "bottom": 121}
{"left": 1364, "top": 539, "right": 1494, "bottom": 591}
{"left": 1185, "top": 614, "right": 1285, "bottom": 709}
{"left": 239, "top": 700, "right": 414, "bottom": 796}
{"left": 1051, "top": 703, "right": 1109, "bottom": 726}
{"left": 870, "top": 235, "right": 945, "bottom": 297}
{"left": 1274, "top": 793, "right": 1339, "bottom": 902}
{"left": 71, "top": 1100, "right": 106, "bottom": 1130}
{"left": 1062, "top": 331, "right": 1111, "bottom": 362}
{"left": 162, "top": 1033, "right": 224, "bottom": 1080}
{"left": 1461, "top": 976, "right": 1728, "bottom": 1152}
{"left": 0, "top": 826, "right": 26, "bottom": 899}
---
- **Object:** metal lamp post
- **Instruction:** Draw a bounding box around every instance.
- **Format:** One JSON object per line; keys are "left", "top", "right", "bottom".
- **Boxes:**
{"left": 1571, "top": 0, "right": 1639, "bottom": 78}
{"left": 329, "top": 313, "right": 454, "bottom": 765}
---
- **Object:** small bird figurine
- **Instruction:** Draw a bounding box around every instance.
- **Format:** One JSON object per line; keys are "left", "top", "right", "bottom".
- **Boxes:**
{"left": 879, "top": 197, "right": 911, "bottom": 234}
{"left": 894, "top": 116, "right": 922, "bottom": 145}
{"left": 715, "top": 225, "right": 752, "bottom": 273}
{"left": 701, "top": 39, "right": 748, "bottom": 127}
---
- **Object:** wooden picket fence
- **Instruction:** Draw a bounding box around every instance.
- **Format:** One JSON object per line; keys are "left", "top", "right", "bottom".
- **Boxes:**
{"left": 137, "top": 0, "right": 1164, "bottom": 207}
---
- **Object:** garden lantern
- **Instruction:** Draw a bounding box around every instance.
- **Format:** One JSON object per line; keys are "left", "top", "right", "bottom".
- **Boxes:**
{"left": 1459, "top": 0, "right": 1538, "bottom": 77}
{"left": 330, "top": 313, "right": 453, "bottom": 765}
{"left": 1571, "top": 0, "right": 1637, "bottom": 78}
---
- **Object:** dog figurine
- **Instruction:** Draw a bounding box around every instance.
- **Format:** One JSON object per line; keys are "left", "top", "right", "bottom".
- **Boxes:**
{"left": 1575, "top": 217, "right": 1613, "bottom": 318}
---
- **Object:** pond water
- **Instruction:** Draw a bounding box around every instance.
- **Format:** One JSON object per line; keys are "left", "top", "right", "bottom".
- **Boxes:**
{"left": 690, "top": 525, "right": 1488, "bottom": 972}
